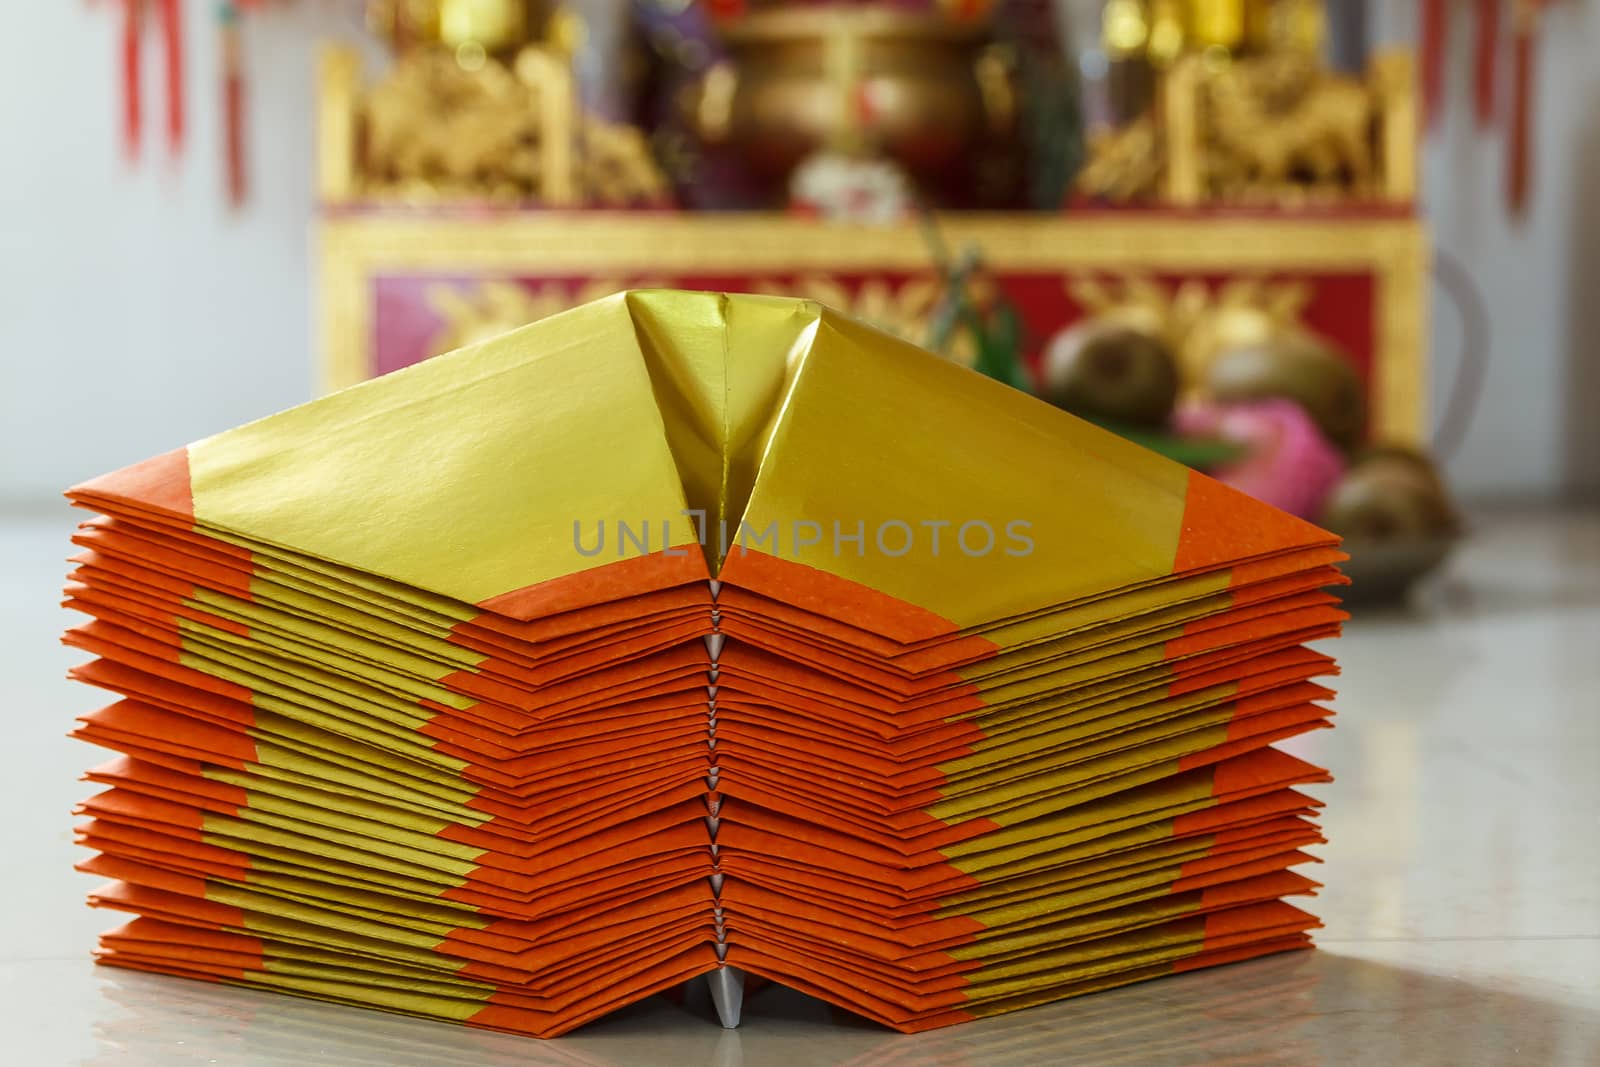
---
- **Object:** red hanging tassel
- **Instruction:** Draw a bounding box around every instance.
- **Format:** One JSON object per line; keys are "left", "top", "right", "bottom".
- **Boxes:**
{"left": 159, "top": 0, "right": 184, "bottom": 153}
{"left": 1472, "top": 0, "right": 1500, "bottom": 128}
{"left": 1506, "top": 0, "right": 1540, "bottom": 217}
{"left": 221, "top": 3, "right": 247, "bottom": 207}
{"left": 1419, "top": 0, "right": 1449, "bottom": 131}
{"left": 120, "top": 0, "right": 144, "bottom": 159}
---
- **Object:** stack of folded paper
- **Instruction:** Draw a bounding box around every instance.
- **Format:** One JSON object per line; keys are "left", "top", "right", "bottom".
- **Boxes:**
{"left": 65, "top": 290, "right": 1340, "bottom": 1037}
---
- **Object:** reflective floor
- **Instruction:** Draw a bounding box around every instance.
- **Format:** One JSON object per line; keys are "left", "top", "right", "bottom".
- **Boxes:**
{"left": 3, "top": 506, "right": 1597, "bottom": 1066}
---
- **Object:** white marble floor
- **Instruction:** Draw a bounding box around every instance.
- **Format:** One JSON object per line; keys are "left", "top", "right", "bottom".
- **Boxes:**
{"left": 2, "top": 505, "right": 1596, "bottom": 1066}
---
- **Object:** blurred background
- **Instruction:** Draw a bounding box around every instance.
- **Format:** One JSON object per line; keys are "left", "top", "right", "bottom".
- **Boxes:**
{"left": 1, "top": 0, "right": 1597, "bottom": 563}
{"left": 3, "top": 6, "right": 1599, "bottom": 1062}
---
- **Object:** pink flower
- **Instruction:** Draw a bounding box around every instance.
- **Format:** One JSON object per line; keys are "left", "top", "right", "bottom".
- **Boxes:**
{"left": 1175, "top": 397, "right": 1347, "bottom": 519}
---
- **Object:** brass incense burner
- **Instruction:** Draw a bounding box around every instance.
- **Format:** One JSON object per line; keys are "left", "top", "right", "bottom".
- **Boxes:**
{"left": 693, "top": 8, "right": 1012, "bottom": 200}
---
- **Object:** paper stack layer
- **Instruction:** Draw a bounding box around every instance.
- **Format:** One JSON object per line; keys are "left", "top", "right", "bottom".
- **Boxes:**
{"left": 65, "top": 290, "right": 1341, "bottom": 1036}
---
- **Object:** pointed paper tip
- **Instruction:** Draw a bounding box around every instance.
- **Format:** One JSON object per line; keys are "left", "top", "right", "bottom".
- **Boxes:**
{"left": 68, "top": 447, "right": 195, "bottom": 522}
{"left": 707, "top": 966, "right": 744, "bottom": 1029}
{"left": 1172, "top": 469, "right": 1337, "bottom": 576}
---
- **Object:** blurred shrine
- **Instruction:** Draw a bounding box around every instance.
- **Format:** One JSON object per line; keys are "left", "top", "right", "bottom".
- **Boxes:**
{"left": 316, "top": 0, "right": 1429, "bottom": 454}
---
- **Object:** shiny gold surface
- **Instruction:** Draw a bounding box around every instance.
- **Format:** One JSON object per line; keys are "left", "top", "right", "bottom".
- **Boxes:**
{"left": 191, "top": 295, "right": 705, "bottom": 606}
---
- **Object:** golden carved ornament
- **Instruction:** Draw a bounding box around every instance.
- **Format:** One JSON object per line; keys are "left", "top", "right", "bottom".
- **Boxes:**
{"left": 320, "top": 32, "right": 668, "bottom": 208}
{"left": 1076, "top": 48, "right": 1416, "bottom": 207}
{"left": 1205, "top": 51, "right": 1375, "bottom": 200}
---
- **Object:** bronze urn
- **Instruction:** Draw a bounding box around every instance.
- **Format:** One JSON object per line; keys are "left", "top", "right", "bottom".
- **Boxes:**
{"left": 692, "top": 7, "right": 1014, "bottom": 204}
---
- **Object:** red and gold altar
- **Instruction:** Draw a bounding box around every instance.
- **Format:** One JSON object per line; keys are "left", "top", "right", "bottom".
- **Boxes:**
{"left": 314, "top": 0, "right": 1429, "bottom": 447}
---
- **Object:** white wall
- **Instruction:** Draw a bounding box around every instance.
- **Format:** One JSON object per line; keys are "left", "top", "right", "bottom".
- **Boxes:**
{"left": 0, "top": 2, "right": 361, "bottom": 503}
{"left": 2, "top": 1, "right": 1597, "bottom": 504}
{"left": 1379, "top": 0, "right": 1600, "bottom": 500}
